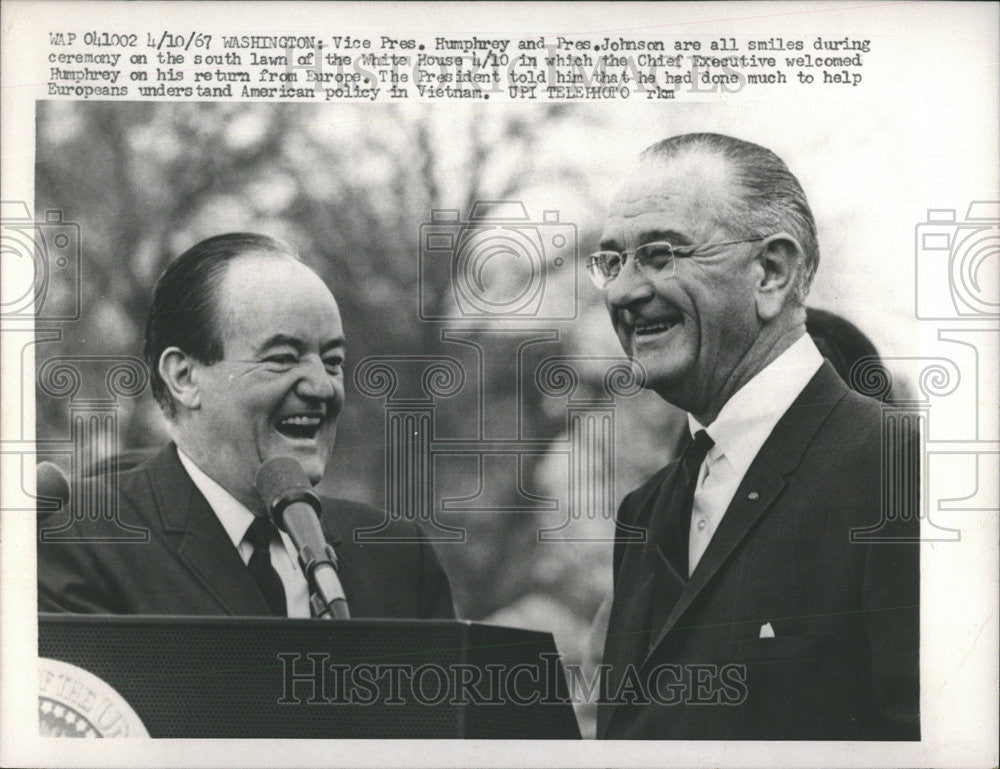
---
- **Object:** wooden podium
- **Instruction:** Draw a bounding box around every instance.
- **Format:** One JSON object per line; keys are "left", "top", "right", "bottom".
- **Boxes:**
{"left": 38, "top": 614, "right": 582, "bottom": 738}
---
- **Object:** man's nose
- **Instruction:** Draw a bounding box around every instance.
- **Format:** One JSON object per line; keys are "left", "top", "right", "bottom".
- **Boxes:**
{"left": 295, "top": 357, "right": 336, "bottom": 401}
{"left": 605, "top": 257, "right": 654, "bottom": 310}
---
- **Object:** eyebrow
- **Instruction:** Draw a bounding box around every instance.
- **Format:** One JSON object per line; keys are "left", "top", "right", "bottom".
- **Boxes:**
{"left": 599, "top": 228, "right": 692, "bottom": 251}
{"left": 321, "top": 338, "right": 347, "bottom": 356}
{"left": 256, "top": 334, "right": 347, "bottom": 356}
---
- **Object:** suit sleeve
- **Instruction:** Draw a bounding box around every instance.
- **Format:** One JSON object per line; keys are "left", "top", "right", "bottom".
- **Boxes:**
{"left": 38, "top": 536, "right": 122, "bottom": 614}
{"left": 862, "top": 414, "right": 921, "bottom": 739}
{"left": 415, "top": 524, "right": 456, "bottom": 619}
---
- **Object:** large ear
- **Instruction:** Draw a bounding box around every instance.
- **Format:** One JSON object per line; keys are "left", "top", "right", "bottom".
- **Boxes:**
{"left": 754, "top": 232, "right": 804, "bottom": 321}
{"left": 158, "top": 346, "right": 201, "bottom": 411}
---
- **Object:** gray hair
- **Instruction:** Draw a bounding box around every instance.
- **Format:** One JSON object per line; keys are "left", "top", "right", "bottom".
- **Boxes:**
{"left": 641, "top": 133, "right": 819, "bottom": 303}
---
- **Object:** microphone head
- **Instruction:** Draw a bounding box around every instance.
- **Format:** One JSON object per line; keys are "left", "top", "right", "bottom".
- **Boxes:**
{"left": 254, "top": 457, "right": 320, "bottom": 530}
{"left": 36, "top": 461, "right": 70, "bottom": 513}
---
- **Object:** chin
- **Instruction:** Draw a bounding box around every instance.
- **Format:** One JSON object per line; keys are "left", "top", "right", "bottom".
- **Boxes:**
{"left": 304, "top": 463, "right": 325, "bottom": 486}
{"left": 635, "top": 359, "right": 692, "bottom": 401}
{"left": 290, "top": 452, "right": 326, "bottom": 485}
{"left": 629, "top": 357, "right": 646, "bottom": 386}
{"left": 262, "top": 441, "right": 327, "bottom": 483}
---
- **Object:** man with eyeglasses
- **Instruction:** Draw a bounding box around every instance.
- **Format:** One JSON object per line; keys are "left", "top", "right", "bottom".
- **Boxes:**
{"left": 594, "top": 134, "right": 919, "bottom": 740}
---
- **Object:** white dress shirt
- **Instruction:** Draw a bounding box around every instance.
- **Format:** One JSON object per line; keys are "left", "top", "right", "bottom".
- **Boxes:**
{"left": 686, "top": 334, "right": 824, "bottom": 576}
{"left": 177, "top": 449, "right": 312, "bottom": 617}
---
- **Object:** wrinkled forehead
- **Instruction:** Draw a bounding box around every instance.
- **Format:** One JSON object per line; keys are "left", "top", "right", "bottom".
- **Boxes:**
{"left": 601, "top": 151, "right": 736, "bottom": 246}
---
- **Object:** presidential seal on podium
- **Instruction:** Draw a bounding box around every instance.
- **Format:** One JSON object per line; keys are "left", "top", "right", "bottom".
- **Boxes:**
{"left": 38, "top": 658, "right": 148, "bottom": 738}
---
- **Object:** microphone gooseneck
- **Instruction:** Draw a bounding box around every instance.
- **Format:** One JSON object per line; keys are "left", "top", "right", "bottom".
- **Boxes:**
{"left": 254, "top": 457, "right": 350, "bottom": 620}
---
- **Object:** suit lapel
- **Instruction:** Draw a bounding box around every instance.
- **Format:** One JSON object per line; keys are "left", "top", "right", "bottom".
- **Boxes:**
{"left": 646, "top": 464, "right": 690, "bottom": 639}
{"left": 318, "top": 504, "right": 344, "bottom": 549}
{"left": 598, "top": 469, "right": 680, "bottom": 738}
{"left": 322, "top": 503, "right": 393, "bottom": 615}
{"left": 143, "top": 444, "right": 271, "bottom": 616}
{"left": 652, "top": 451, "right": 694, "bottom": 584}
{"left": 643, "top": 363, "right": 849, "bottom": 663}
{"left": 318, "top": 502, "right": 363, "bottom": 609}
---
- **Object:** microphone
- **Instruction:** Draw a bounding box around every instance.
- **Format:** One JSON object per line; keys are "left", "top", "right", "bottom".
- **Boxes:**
{"left": 36, "top": 461, "right": 70, "bottom": 518}
{"left": 255, "top": 457, "right": 350, "bottom": 620}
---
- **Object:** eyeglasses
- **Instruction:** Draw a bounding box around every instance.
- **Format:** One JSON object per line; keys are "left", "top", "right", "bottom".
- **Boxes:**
{"left": 587, "top": 237, "right": 767, "bottom": 289}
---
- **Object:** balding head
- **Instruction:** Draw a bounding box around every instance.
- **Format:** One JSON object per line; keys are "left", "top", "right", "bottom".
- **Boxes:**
{"left": 144, "top": 233, "right": 301, "bottom": 417}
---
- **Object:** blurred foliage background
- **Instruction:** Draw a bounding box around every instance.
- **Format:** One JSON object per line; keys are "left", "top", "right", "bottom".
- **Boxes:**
{"left": 34, "top": 101, "right": 915, "bottom": 735}
{"left": 35, "top": 101, "right": 683, "bottom": 735}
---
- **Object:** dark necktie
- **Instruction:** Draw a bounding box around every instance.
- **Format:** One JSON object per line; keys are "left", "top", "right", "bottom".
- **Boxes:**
{"left": 648, "top": 429, "right": 714, "bottom": 637}
{"left": 674, "top": 429, "right": 715, "bottom": 572}
{"left": 245, "top": 516, "right": 287, "bottom": 617}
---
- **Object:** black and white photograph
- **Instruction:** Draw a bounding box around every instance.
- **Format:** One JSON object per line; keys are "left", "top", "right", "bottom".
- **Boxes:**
{"left": 1, "top": 2, "right": 997, "bottom": 767}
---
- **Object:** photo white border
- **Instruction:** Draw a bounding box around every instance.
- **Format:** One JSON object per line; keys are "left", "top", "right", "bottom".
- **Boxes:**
{"left": 3, "top": 2, "right": 998, "bottom": 767}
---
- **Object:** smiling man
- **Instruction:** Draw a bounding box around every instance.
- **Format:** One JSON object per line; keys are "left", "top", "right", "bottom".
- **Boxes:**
{"left": 38, "top": 233, "right": 454, "bottom": 620}
{"left": 593, "top": 135, "right": 919, "bottom": 740}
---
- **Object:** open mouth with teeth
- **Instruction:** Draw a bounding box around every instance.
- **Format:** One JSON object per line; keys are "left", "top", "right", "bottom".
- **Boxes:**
{"left": 275, "top": 414, "right": 324, "bottom": 441}
{"left": 633, "top": 319, "right": 680, "bottom": 337}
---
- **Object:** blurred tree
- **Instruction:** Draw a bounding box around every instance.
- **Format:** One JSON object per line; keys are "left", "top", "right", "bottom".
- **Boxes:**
{"left": 34, "top": 101, "right": 614, "bottom": 627}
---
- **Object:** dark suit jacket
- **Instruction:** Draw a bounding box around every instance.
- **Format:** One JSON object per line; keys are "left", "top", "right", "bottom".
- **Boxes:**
{"left": 598, "top": 362, "right": 919, "bottom": 740}
{"left": 38, "top": 444, "right": 454, "bottom": 619}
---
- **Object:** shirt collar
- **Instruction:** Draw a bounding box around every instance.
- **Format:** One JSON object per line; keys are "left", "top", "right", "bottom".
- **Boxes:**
{"left": 688, "top": 334, "right": 824, "bottom": 479}
{"left": 176, "top": 448, "right": 258, "bottom": 550}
